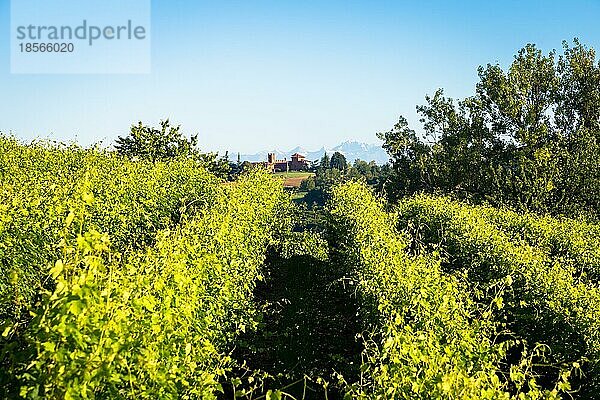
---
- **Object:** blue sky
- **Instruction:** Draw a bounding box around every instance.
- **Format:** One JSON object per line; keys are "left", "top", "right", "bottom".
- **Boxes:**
{"left": 1, "top": 0, "right": 599, "bottom": 153}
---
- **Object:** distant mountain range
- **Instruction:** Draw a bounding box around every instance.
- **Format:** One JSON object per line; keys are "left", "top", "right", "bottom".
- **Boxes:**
{"left": 230, "top": 141, "right": 390, "bottom": 165}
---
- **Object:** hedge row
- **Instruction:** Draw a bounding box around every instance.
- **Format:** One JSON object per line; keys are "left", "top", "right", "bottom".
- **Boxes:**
{"left": 5, "top": 169, "right": 288, "bottom": 399}
{"left": 397, "top": 195, "right": 600, "bottom": 395}
{"left": 328, "top": 183, "right": 560, "bottom": 399}
{"left": 0, "top": 136, "right": 219, "bottom": 323}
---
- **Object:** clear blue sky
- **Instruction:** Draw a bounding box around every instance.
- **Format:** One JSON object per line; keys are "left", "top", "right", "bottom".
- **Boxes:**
{"left": 1, "top": 0, "right": 599, "bottom": 153}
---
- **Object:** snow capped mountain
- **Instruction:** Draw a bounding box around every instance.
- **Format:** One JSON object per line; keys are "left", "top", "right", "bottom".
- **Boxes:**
{"left": 288, "top": 146, "right": 309, "bottom": 155}
{"left": 329, "top": 141, "right": 388, "bottom": 164}
{"left": 231, "top": 149, "right": 286, "bottom": 162}
{"left": 231, "top": 141, "right": 389, "bottom": 165}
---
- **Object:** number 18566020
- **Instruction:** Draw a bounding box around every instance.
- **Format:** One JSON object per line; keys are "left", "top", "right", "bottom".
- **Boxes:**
{"left": 19, "top": 43, "right": 74, "bottom": 53}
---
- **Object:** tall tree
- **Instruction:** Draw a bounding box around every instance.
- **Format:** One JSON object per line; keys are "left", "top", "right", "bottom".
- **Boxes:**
{"left": 380, "top": 40, "right": 600, "bottom": 218}
{"left": 319, "top": 152, "right": 330, "bottom": 171}
{"left": 329, "top": 152, "right": 347, "bottom": 171}
{"left": 115, "top": 119, "right": 198, "bottom": 162}
{"left": 114, "top": 120, "right": 230, "bottom": 179}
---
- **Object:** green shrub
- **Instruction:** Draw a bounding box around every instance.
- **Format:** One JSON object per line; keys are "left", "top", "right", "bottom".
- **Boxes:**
{"left": 9, "top": 169, "right": 289, "bottom": 399}
{"left": 0, "top": 136, "right": 219, "bottom": 324}
{"left": 328, "top": 182, "right": 561, "bottom": 399}
{"left": 397, "top": 195, "right": 600, "bottom": 395}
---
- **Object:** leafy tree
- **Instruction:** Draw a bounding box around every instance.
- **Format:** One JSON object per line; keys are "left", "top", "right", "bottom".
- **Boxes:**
{"left": 377, "top": 116, "right": 431, "bottom": 200}
{"left": 115, "top": 119, "right": 198, "bottom": 162}
{"left": 114, "top": 120, "right": 230, "bottom": 179}
{"left": 207, "top": 154, "right": 232, "bottom": 180}
{"left": 301, "top": 168, "right": 343, "bottom": 206}
{"left": 241, "top": 161, "right": 253, "bottom": 171}
{"left": 319, "top": 152, "right": 330, "bottom": 171}
{"left": 299, "top": 176, "right": 316, "bottom": 191}
{"left": 379, "top": 39, "right": 600, "bottom": 218}
{"left": 301, "top": 157, "right": 389, "bottom": 206}
{"left": 347, "top": 160, "right": 384, "bottom": 186}
{"left": 329, "top": 152, "right": 347, "bottom": 171}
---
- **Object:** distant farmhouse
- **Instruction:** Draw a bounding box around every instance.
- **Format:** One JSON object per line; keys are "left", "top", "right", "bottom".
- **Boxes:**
{"left": 254, "top": 152, "right": 311, "bottom": 172}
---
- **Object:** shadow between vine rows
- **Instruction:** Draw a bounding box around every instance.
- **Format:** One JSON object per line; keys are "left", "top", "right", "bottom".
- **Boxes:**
{"left": 224, "top": 253, "right": 363, "bottom": 399}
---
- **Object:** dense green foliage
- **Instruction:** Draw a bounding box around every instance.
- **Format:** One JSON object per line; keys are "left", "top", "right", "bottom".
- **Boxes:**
{"left": 0, "top": 136, "right": 219, "bottom": 324}
{"left": 1, "top": 139, "right": 599, "bottom": 399}
{"left": 115, "top": 120, "right": 230, "bottom": 178}
{"left": 480, "top": 207, "right": 600, "bottom": 283}
{"left": 0, "top": 136, "right": 292, "bottom": 399}
{"left": 4, "top": 42, "right": 600, "bottom": 398}
{"left": 329, "top": 152, "right": 348, "bottom": 171}
{"left": 10, "top": 171, "right": 287, "bottom": 399}
{"left": 300, "top": 154, "right": 389, "bottom": 206}
{"left": 397, "top": 195, "right": 600, "bottom": 396}
{"left": 327, "top": 182, "right": 564, "bottom": 399}
{"left": 379, "top": 40, "right": 600, "bottom": 219}
{"left": 115, "top": 120, "right": 199, "bottom": 162}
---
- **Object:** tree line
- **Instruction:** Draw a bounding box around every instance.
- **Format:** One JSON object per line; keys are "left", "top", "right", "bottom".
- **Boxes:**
{"left": 114, "top": 39, "right": 600, "bottom": 220}
{"left": 380, "top": 39, "right": 600, "bottom": 219}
